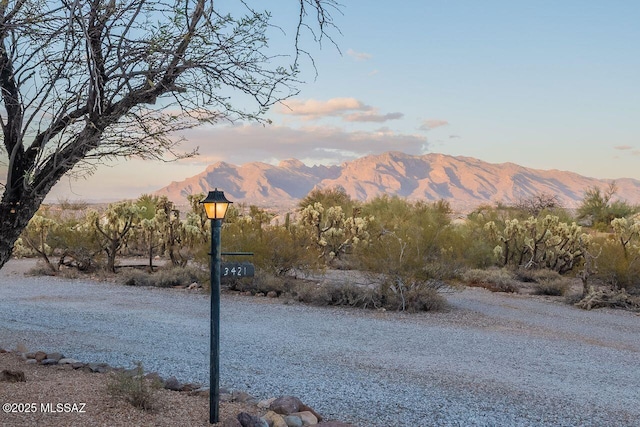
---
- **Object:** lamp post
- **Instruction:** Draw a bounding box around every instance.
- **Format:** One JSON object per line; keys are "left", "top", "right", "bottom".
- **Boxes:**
{"left": 200, "top": 188, "right": 232, "bottom": 424}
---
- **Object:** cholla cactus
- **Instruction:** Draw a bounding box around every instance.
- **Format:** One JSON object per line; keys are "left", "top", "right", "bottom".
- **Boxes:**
{"left": 611, "top": 215, "right": 640, "bottom": 259}
{"left": 299, "top": 202, "right": 372, "bottom": 262}
{"left": 487, "top": 215, "right": 589, "bottom": 273}
{"left": 89, "top": 201, "right": 142, "bottom": 272}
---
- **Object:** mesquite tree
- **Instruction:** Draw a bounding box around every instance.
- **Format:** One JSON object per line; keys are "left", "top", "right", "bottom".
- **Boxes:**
{"left": 0, "top": 0, "right": 339, "bottom": 270}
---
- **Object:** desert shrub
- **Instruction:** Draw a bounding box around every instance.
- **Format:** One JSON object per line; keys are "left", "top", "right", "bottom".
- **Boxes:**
{"left": 107, "top": 361, "right": 161, "bottom": 410}
{"left": 515, "top": 268, "right": 562, "bottom": 283}
{"left": 531, "top": 278, "right": 571, "bottom": 296}
{"left": 378, "top": 280, "right": 448, "bottom": 312}
{"left": 294, "top": 281, "right": 446, "bottom": 312}
{"left": 226, "top": 272, "right": 295, "bottom": 296}
{"left": 295, "top": 282, "right": 378, "bottom": 308}
{"left": 120, "top": 266, "right": 207, "bottom": 288}
{"left": 462, "top": 268, "right": 519, "bottom": 293}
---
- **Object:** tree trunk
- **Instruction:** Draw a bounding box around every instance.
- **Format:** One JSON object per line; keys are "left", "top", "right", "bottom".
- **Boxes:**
{"left": 0, "top": 192, "right": 45, "bottom": 270}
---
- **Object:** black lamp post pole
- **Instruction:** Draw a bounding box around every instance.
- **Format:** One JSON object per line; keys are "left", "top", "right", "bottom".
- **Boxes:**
{"left": 210, "top": 218, "right": 222, "bottom": 424}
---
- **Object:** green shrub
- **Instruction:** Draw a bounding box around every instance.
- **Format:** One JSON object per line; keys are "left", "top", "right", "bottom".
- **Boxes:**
{"left": 462, "top": 268, "right": 519, "bottom": 293}
{"left": 107, "top": 362, "right": 160, "bottom": 411}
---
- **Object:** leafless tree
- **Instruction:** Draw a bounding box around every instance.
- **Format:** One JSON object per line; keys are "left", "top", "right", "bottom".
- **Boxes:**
{"left": 0, "top": 0, "right": 340, "bottom": 269}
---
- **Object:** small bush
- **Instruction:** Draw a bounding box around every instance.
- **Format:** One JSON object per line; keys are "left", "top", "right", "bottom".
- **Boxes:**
{"left": 107, "top": 362, "right": 160, "bottom": 411}
{"left": 294, "top": 281, "right": 447, "bottom": 312}
{"left": 120, "top": 266, "right": 207, "bottom": 288}
{"left": 462, "top": 268, "right": 519, "bottom": 293}
{"left": 226, "top": 273, "right": 294, "bottom": 296}
{"left": 532, "top": 278, "right": 571, "bottom": 296}
{"left": 515, "top": 268, "right": 562, "bottom": 283}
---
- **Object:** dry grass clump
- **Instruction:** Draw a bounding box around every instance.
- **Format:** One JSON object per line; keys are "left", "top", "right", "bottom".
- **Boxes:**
{"left": 462, "top": 268, "right": 519, "bottom": 293}
{"left": 531, "top": 278, "right": 571, "bottom": 296}
{"left": 107, "top": 361, "right": 162, "bottom": 411}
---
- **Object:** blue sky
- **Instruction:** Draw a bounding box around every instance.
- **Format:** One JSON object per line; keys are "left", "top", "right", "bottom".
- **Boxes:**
{"left": 49, "top": 1, "right": 640, "bottom": 201}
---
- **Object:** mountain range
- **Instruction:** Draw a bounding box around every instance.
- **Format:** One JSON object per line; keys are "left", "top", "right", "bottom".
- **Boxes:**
{"left": 156, "top": 151, "right": 640, "bottom": 212}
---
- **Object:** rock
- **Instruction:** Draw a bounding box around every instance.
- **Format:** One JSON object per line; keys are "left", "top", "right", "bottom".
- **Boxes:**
{"left": 291, "top": 411, "right": 318, "bottom": 426}
{"left": 188, "top": 282, "right": 200, "bottom": 290}
{"left": 267, "top": 291, "right": 278, "bottom": 298}
{"left": 258, "top": 397, "right": 277, "bottom": 409}
{"left": 40, "top": 358, "right": 59, "bottom": 366}
{"left": 58, "top": 358, "right": 78, "bottom": 365}
{"left": 71, "top": 362, "right": 85, "bottom": 369}
{"left": 224, "top": 418, "right": 243, "bottom": 427}
{"left": 0, "top": 369, "right": 26, "bottom": 383}
{"left": 25, "top": 352, "right": 36, "bottom": 359}
{"left": 255, "top": 292, "right": 265, "bottom": 297}
{"left": 263, "top": 411, "right": 288, "bottom": 427}
{"left": 237, "top": 412, "right": 269, "bottom": 427}
{"left": 164, "top": 376, "right": 183, "bottom": 391}
{"left": 86, "top": 363, "right": 110, "bottom": 373}
{"left": 299, "top": 403, "right": 323, "bottom": 422}
{"left": 46, "top": 352, "right": 64, "bottom": 361}
{"left": 284, "top": 415, "right": 304, "bottom": 427}
{"left": 25, "top": 359, "right": 37, "bottom": 365}
{"left": 34, "top": 351, "right": 47, "bottom": 362}
{"left": 232, "top": 390, "right": 256, "bottom": 403}
{"left": 0, "top": 348, "right": 7, "bottom": 353}
{"left": 270, "top": 396, "right": 303, "bottom": 415}
{"left": 241, "top": 291, "right": 253, "bottom": 296}
{"left": 180, "top": 383, "right": 200, "bottom": 392}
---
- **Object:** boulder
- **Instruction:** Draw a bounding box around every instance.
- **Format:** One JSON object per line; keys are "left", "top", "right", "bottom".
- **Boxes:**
{"left": 270, "top": 396, "right": 303, "bottom": 415}
{"left": 237, "top": 412, "right": 269, "bottom": 427}
{"left": 284, "top": 415, "right": 304, "bottom": 427}
{"left": 34, "top": 351, "right": 47, "bottom": 362}
{"left": 291, "top": 411, "right": 318, "bottom": 426}
{"left": 262, "top": 410, "right": 288, "bottom": 427}
{"left": 46, "top": 352, "right": 64, "bottom": 362}
{"left": 164, "top": 376, "right": 183, "bottom": 391}
{"left": 258, "top": 397, "right": 277, "bottom": 409}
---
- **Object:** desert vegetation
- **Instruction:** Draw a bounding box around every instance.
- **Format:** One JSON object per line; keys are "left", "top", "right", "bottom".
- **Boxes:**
{"left": 13, "top": 185, "right": 640, "bottom": 312}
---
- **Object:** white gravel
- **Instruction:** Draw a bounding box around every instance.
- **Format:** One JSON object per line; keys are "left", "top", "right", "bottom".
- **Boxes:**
{"left": 1, "top": 259, "right": 639, "bottom": 426}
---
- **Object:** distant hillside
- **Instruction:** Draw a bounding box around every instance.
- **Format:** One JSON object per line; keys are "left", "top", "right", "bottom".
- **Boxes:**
{"left": 156, "top": 151, "right": 640, "bottom": 211}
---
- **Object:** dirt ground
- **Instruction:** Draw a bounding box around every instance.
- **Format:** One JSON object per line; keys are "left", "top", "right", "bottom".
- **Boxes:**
{"left": 0, "top": 350, "right": 260, "bottom": 427}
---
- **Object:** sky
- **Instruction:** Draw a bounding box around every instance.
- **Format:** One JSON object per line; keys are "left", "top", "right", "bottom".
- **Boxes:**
{"left": 47, "top": 0, "right": 640, "bottom": 202}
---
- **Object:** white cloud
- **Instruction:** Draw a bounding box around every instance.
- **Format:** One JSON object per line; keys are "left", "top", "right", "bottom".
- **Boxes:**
{"left": 347, "top": 48, "right": 373, "bottom": 61}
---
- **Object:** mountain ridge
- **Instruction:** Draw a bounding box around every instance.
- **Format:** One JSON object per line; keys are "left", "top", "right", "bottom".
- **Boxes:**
{"left": 156, "top": 151, "right": 640, "bottom": 211}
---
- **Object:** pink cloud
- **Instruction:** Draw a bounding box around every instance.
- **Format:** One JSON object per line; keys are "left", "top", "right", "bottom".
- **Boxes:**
{"left": 277, "top": 98, "right": 372, "bottom": 119}
{"left": 344, "top": 112, "right": 404, "bottom": 123}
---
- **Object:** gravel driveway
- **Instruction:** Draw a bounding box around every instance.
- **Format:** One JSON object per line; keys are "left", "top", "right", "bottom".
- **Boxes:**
{"left": 1, "top": 260, "right": 639, "bottom": 426}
